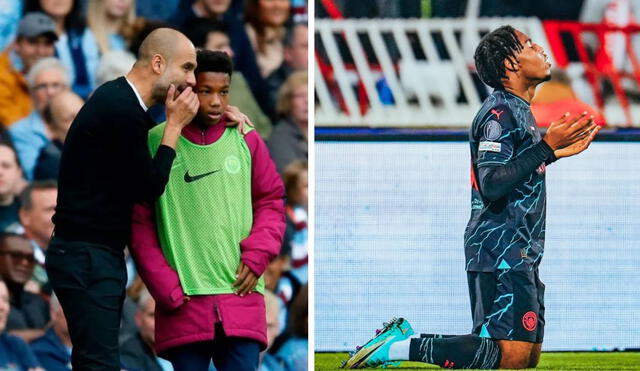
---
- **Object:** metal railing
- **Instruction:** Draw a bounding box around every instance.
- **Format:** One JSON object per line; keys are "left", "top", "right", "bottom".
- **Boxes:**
{"left": 315, "top": 17, "right": 553, "bottom": 127}
{"left": 315, "top": 17, "right": 640, "bottom": 127}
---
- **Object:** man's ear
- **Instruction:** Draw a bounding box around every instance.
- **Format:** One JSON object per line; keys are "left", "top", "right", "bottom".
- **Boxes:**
{"left": 151, "top": 54, "right": 165, "bottom": 75}
{"left": 18, "top": 208, "right": 28, "bottom": 227}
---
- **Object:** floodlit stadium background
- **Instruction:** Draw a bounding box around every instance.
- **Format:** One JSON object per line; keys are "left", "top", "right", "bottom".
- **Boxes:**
{"left": 314, "top": 0, "right": 640, "bottom": 352}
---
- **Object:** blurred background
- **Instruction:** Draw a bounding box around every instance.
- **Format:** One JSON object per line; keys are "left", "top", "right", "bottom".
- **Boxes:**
{"left": 314, "top": 0, "right": 640, "bottom": 354}
{"left": 0, "top": 0, "right": 308, "bottom": 370}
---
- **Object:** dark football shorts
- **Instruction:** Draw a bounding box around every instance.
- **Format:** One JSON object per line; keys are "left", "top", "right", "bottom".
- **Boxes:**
{"left": 467, "top": 268, "right": 545, "bottom": 343}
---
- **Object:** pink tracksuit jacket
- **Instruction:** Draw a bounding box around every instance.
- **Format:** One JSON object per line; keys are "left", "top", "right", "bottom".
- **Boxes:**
{"left": 129, "top": 119, "right": 286, "bottom": 354}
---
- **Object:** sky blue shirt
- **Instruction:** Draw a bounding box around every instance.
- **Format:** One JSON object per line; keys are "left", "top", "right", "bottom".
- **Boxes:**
{"left": 10, "top": 110, "right": 49, "bottom": 181}
{"left": 0, "top": 0, "right": 21, "bottom": 51}
{"left": 0, "top": 332, "right": 40, "bottom": 370}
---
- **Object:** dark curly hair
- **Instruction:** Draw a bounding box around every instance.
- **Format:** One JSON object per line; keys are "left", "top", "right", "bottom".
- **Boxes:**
{"left": 195, "top": 50, "right": 233, "bottom": 78}
{"left": 474, "top": 25, "right": 523, "bottom": 90}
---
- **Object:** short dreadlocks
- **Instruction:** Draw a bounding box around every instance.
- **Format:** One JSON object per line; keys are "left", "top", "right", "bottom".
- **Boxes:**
{"left": 474, "top": 25, "right": 524, "bottom": 90}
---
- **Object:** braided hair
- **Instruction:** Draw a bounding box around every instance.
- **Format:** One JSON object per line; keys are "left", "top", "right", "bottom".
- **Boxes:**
{"left": 474, "top": 25, "right": 523, "bottom": 90}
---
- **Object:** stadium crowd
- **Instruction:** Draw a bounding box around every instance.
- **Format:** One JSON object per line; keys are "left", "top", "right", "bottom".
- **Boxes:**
{"left": 0, "top": 0, "right": 308, "bottom": 370}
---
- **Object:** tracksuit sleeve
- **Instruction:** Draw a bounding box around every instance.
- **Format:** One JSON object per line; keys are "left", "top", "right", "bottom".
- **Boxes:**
{"left": 478, "top": 141, "right": 555, "bottom": 201}
{"left": 240, "top": 131, "right": 286, "bottom": 277}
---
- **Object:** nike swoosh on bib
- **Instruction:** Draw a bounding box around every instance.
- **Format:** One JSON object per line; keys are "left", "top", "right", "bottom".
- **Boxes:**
{"left": 184, "top": 169, "right": 221, "bottom": 183}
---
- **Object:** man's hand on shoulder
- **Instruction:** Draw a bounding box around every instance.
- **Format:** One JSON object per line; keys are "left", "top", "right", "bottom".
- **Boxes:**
{"left": 224, "top": 105, "right": 254, "bottom": 135}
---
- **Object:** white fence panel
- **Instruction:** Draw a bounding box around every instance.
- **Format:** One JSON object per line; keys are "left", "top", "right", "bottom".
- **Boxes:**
{"left": 315, "top": 17, "right": 640, "bottom": 127}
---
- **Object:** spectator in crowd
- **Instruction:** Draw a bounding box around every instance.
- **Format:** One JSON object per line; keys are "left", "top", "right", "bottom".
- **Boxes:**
{"left": 244, "top": 0, "right": 291, "bottom": 79}
{"left": 282, "top": 160, "right": 307, "bottom": 284}
{"left": 135, "top": 0, "right": 180, "bottom": 22}
{"left": 0, "top": 128, "right": 13, "bottom": 146}
{"left": 26, "top": 0, "right": 100, "bottom": 98}
{"left": 532, "top": 68, "right": 606, "bottom": 127}
{"left": 0, "top": 277, "right": 42, "bottom": 370}
{"left": 273, "top": 284, "right": 307, "bottom": 371}
{"left": 119, "top": 274, "right": 145, "bottom": 342}
{"left": 120, "top": 289, "right": 174, "bottom": 371}
{"left": 260, "top": 290, "right": 284, "bottom": 371}
{"left": 185, "top": 18, "right": 273, "bottom": 137}
{"left": 267, "top": 70, "right": 308, "bottom": 174}
{"left": 10, "top": 57, "right": 70, "bottom": 181}
{"left": 265, "top": 22, "right": 307, "bottom": 117}
{"left": 0, "top": 12, "right": 58, "bottom": 127}
{"left": 0, "top": 0, "right": 22, "bottom": 52}
{"left": 174, "top": 0, "right": 269, "bottom": 121}
{"left": 18, "top": 181, "right": 57, "bottom": 283}
{"left": 95, "top": 50, "right": 136, "bottom": 87}
{"left": 316, "top": 0, "right": 422, "bottom": 18}
{"left": 34, "top": 91, "right": 83, "bottom": 181}
{"left": 0, "top": 143, "right": 25, "bottom": 232}
{"left": 30, "top": 294, "right": 72, "bottom": 371}
{"left": 0, "top": 231, "right": 49, "bottom": 343}
{"left": 172, "top": 0, "right": 233, "bottom": 26}
{"left": 263, "top": 241, "right": 298, "bottom": 333}
{"left": 87, "top": 0, "right": 136, "bottom": 55}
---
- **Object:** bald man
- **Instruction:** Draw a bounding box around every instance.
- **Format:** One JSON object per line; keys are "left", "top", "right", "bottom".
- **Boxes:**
{"left": 45, "top": 28, "right": 202, "bottom": 370}
{"left": 34, "top": 90, "right": 84, "bottom": 180}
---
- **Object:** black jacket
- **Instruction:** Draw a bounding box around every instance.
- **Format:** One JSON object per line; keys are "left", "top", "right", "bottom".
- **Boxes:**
{"left": 34, "top": 139, "right": 63, "bottom": 181}
{"left": 120, "top": 333, "right": 163, "bottom": 371}
{"left": 53, "top": 77, "right": 175, "bottom": 249}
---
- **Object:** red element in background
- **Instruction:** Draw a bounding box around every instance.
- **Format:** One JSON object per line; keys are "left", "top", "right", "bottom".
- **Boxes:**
{"left": 470, "top": 164, "right": 479, "bottom": 191}
{"left": 320, "top": 0, "right": 343, "bottom": 19}
{"left": 543, "top": 21, "right": 640, "bottom": 126}
{"left": 522, "top": 311, "right": 538, "bottom": 331}
{"left": 531, "top": 99, "right": 606, "bottom": 127}
{"left": 444, "top": 360, "right": 455, "bottom": 368}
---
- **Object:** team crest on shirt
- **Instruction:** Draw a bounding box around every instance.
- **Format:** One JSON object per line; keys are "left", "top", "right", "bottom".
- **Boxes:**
{"left": 522, "top": 311, "right": 537, "bottom": 331}
{"left": 225, "top": 155, "right": 241, "bottom": 174}
{"left": 484, "top": 120, "right": 502, "bottom": 141}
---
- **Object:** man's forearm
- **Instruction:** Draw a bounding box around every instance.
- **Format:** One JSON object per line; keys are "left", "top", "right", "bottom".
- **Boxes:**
{"left": 9, "top": 328, "right": 46, "bottom": 343}
{"left": 159, "top": 122, "right": 183, "bottom": 149}
{"left": 479, "top": 141, "right": 554, "bottom": 201}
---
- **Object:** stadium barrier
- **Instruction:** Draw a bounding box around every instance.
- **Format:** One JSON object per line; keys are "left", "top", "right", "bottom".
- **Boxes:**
{"left": 315, "top": 18, "right": 640, "bottom": 127}
{"left": 314, "top": 129, "right": 640, "bottom": 352}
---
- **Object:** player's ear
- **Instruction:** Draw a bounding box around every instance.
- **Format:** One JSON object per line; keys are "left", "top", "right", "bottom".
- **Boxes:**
{"left": 504, "top": 56, "right": 519, "bottom": 73}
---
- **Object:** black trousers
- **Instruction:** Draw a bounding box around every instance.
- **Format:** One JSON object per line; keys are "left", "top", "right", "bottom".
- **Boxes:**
{"left": 46, "top": 236, "right": 127, "bottom": 371}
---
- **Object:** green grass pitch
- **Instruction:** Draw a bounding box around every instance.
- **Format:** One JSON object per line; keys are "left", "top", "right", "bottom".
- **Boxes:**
{"left": 315, "top": 352, "right": 640, "bottom": 370}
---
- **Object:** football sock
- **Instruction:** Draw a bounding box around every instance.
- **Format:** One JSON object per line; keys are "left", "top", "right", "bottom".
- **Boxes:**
{"left": 419, "top": 333, "right": 457, "bottom": 339}
{"left": 409, "top": 334, "right": 501, "bottom": 369}
{"left": 389, "top": 334, "right": 496, "bottom": 364}
{"left": 388, "top": 335, "right": 459, "bottom": 360}
{"left": 388, "top": 338, "right": 411, "bottom": 360}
